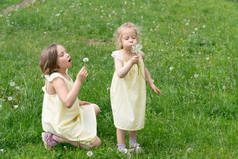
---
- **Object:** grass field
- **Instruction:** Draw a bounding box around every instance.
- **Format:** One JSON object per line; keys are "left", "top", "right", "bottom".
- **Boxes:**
{"left": 1, "top": 0, "right": 238, "bottom": 158}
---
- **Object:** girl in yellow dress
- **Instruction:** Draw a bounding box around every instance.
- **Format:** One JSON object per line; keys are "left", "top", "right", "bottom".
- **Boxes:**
{"left": 110, "top": 22, "right": 161, "bottom": 153}
{"left": 40, "top": 44, "right": 101, "bottom": 150}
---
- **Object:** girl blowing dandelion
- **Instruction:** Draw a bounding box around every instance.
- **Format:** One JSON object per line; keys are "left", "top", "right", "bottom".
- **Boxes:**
{"left": 110, "top": 22, "right": 161, "bottom": 153}
{"left": 40, "top": 44, "right": 101, "bottom": 150}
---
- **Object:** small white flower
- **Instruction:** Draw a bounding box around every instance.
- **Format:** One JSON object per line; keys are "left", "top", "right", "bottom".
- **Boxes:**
{"left": 43, "top": 32, "right": 47, "bottom": 34}
{"left": 10, "top": 81, "right": 15, "bottom": 87}
{"left": 194, "top": 74, "right": 199, "bottom": 78}
{"left": 132, "top": 44, "right": 143, "bottom": 55}
{"left": 222, "top": 85, "right": 226, "bottom": 89}
{"left": 169, "top": 66, "right": 174, "bottom": 71}
{"left": 0, "top": 149, "right": 4, "bottom": 152}
{"left": 55, "top": 13, "right": 60, "bottom": 17}
{"left": 206, "top": 57, "right": 209, "bottom": 61}
{"left": 83, "top": 57, "right": 89, "bottom": 63}
{"left": 8, "top": 97, "right": 13, "bottom": 101}
{"left": 87, "top": 151, "right": 93, "bottom": 157}
{"left": 194, "top": 28, "right": 198, "bottom": 31}
{"left": 186, "top": 147, "right": 192, "bottom": 152}
{"left": 185, "top": 22, "right": 189, "bottom": 26}
{"left": 192, "top": 31, "right": 195, "bottom": 34}
{"left": 14, "top": 105, "right": 18, "bottom": 109}
{"left": 202, "top": 25, "right": 206, "bottom": 28}
{"left": 15, "top": 86, "right": 20, "bottom": 90}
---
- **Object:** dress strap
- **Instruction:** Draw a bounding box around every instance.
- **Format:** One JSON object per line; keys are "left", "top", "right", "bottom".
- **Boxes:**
{"left": 111, "top": 50, "right": 123, "bottom": 61}
{"left": 44, "top": 73, "right": 66, "bottom": 82}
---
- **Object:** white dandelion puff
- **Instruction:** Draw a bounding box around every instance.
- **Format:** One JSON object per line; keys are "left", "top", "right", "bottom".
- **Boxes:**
{"left": 8, "top": 97, "right": 13, "bottom": 101}
{"left": 132, "top": 44, "right": 142, "bottom": 55}
{"left": 169, "top": 66, "right": 174, "bottom": 71}
{"left": 83, "top": 57, "right": 89, "bottom": 63}
{"left": 10, "top": 81, "right": 15, "bottom": 87}
{"left": 14, "top": 105, "right": 18, "bottom": 109}
{"left": 87, "top": 151, "right": 93, "bottom": 157}
{"left": 194, "top": 28, "right": 198, "bottom": 31}
{"left": 55, "top": 13, "right": 60, "bottom": 17}
{"left": 0, "top": 149, "right": 4, "bottom": 152}
{"left": 15, "top": 86, "right": 20, "bottom": 90}
{"left": 222, "top": 85, "right": 226, "bottom": 89}
{"left": 185, "top": 22, "right": 189, "bottom": 26}
{"left": 206, "top": 57, "right": 209, "bottom": 61}
{"left": 194, "top": 74, "right": 199, "bottom": 78}
{"left": 186, "top": 147, "right": 192, "bottom": 152}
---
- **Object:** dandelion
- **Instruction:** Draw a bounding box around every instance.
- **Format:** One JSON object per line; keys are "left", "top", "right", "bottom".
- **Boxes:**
{"left": 10, "top": 81, "right": 15, "bottom": 87}
{"left": 169, "top": 66, "right": 174, "bottom": 71}
{"left": 14, "top": 105, "right": 18, "bottom": 109}
{"left": 55, "top": 13, "right": 60, "bottom": 17}
{"left": 206, "top": 57, "right": 209, "bottom": 61}
{"left": 132, "top": 44, "right": 142, "bottom": 55}
{"left": 186, "top": 147, "right": 192, "bottom": 152}
{"left": 202, "top": 25, "right": 206, "bottom": 28}
{"left": 87, "top": 151, "right": 93, "bottom": 157}
{"left": 194, "top": 74, "right": 199, "bottom": 78}
{"left": 222, "top": 85, "right": 226, "bottom": 89}
{"left": 83, "top": 57, "right": 89, "bottom": 63}
{"left": 16, "top": 86, "right": 20, "bottom": 90}
{"left": 185, "top": 22, "right": 189, "bottom": 26}
{"left": 192, "top": 31, "right": 195, "bottom": 34}
{"left": 0, "top": 149, "right": 4, "bottom": 152}
{"left": 8, "top": 96, "right": 13, "bottom": 101}
{"left": 194, "top": 28, "right": 198, "bottom": 31}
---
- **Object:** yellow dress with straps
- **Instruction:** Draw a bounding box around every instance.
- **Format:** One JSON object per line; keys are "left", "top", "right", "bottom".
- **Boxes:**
{"left": 110, "top": 50, "right": 146, "bottom": 131}
{"left": 42, "top": 72, "right": 97, "bottom": 145}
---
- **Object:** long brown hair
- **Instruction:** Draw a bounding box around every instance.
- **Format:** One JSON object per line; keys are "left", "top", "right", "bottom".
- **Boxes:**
{"left": 39, "top": 43, "right": 59, "bottom": 75}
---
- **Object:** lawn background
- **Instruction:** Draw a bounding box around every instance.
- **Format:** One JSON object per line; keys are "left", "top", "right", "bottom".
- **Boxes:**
{"left": 1, "top": 0, "right": 238, "bottom": 158}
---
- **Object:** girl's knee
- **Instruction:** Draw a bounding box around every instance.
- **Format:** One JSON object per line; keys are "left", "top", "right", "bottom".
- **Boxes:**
{"left": 92, "top": 104, "right": 100, "bottom": 116}
{"left": 92, "top": 136, "right": 101, "bottom": 147}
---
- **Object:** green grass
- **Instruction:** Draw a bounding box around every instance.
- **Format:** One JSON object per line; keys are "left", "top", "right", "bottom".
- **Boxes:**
{"left": 0, "top": 0, "right": 24, "bottom": 10}
{"left": 1, "top": 0, "right": 238, "bottom": 158}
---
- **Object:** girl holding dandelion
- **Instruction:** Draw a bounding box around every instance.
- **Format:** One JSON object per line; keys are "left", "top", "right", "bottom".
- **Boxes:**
{"left": 110, "top": 22, "right": 161, "bottom": 153}
{"left": 40, "top": 43, "right": 101, "bottom": 150}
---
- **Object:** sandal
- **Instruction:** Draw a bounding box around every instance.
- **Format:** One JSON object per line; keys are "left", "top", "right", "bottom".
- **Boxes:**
{"left": 129, "top": 143, "right": 142, "bottom": 153}
{"left": 41, "top": 132, "right": 58, "bottom": 150}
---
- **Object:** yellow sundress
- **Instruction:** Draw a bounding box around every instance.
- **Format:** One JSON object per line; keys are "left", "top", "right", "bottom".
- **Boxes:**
{"left": 110, "top": 50, "right": 146, "bottom": 131}
{"left": 42, "top": 72, "right": 97, "bottom": 145}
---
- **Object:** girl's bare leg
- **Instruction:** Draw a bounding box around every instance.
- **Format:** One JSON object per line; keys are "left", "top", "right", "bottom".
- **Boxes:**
{"left": 92, "top": 104, "right": 100, "bottom": 116}
{"left": 117, "top": 128, "right": 126, "bottom": 145}
{"left": 52, "top": 135, "right": 78, "bottom": 147}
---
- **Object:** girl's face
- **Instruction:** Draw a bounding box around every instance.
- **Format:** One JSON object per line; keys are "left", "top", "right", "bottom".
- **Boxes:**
{"left": 56, "top": 45, "right": 72, "bottom": 69}
{"left": 121, "top": 28, "right": 138, "bottom": 50}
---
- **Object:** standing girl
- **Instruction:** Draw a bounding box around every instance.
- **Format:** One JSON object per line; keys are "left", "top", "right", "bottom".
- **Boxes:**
{"left": 40, "top": 44, "right": 101, "bottom": 150}
{"left": 110, "top": 22, "right": 161, "bottom": 153}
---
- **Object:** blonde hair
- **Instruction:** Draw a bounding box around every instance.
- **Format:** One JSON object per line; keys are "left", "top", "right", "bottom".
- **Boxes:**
{"left": 39, "top": 43, "right": 60, "bottom": 75}
{"left": 114, "top": 22, "right": 140, "bottom": 49}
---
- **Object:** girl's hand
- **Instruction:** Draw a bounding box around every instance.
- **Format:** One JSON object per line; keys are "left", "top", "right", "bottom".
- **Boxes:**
{"left": 130, "top": 56, "right": 139, "bottom": 65}
{"left": 76, "top": 66, "right": 88, "bottom": 83}
{"left": 79, "top": 101, "right": 91, "bottom": 106}
{"left": 151, "top": 84, "right": 162, "bottom": 96}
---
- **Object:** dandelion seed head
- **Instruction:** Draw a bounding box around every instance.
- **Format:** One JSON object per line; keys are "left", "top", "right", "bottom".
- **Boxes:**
{"left": 8, "top": 97, "right": 13, "bottom": 101}
{"left": 83, "top": 57, "right": 89, "bottom": 63}
{"left": 186, "top": 147, "right": 192, "bottom": 152}
{"left": 14, "top": 105, "right": 18, "bottom": 109}
{"left": 169, "top": 66, "right": 174, "bottom": 71}
{"left": 206, "top": 57, "right": 209, "bottom": 61}
{"left": 194, "top": 28, "right": 198, "bottom": 31}
{"left": 55, "top": 13, "right": 60, "bottom": 17}
{"left": 194, "top": 74, "right": 199, "bottom": 78}
{"left": 185, "top": 22, "right": 189, "bottom": 26}
{"left": 0, "top": 149, "right": 4, "bottom": 152}
{"left": 87, "top": 151, "right": 93, "bottom": 157}
{"left": 10, "top": 81, "right": 15, "bottom": 87}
